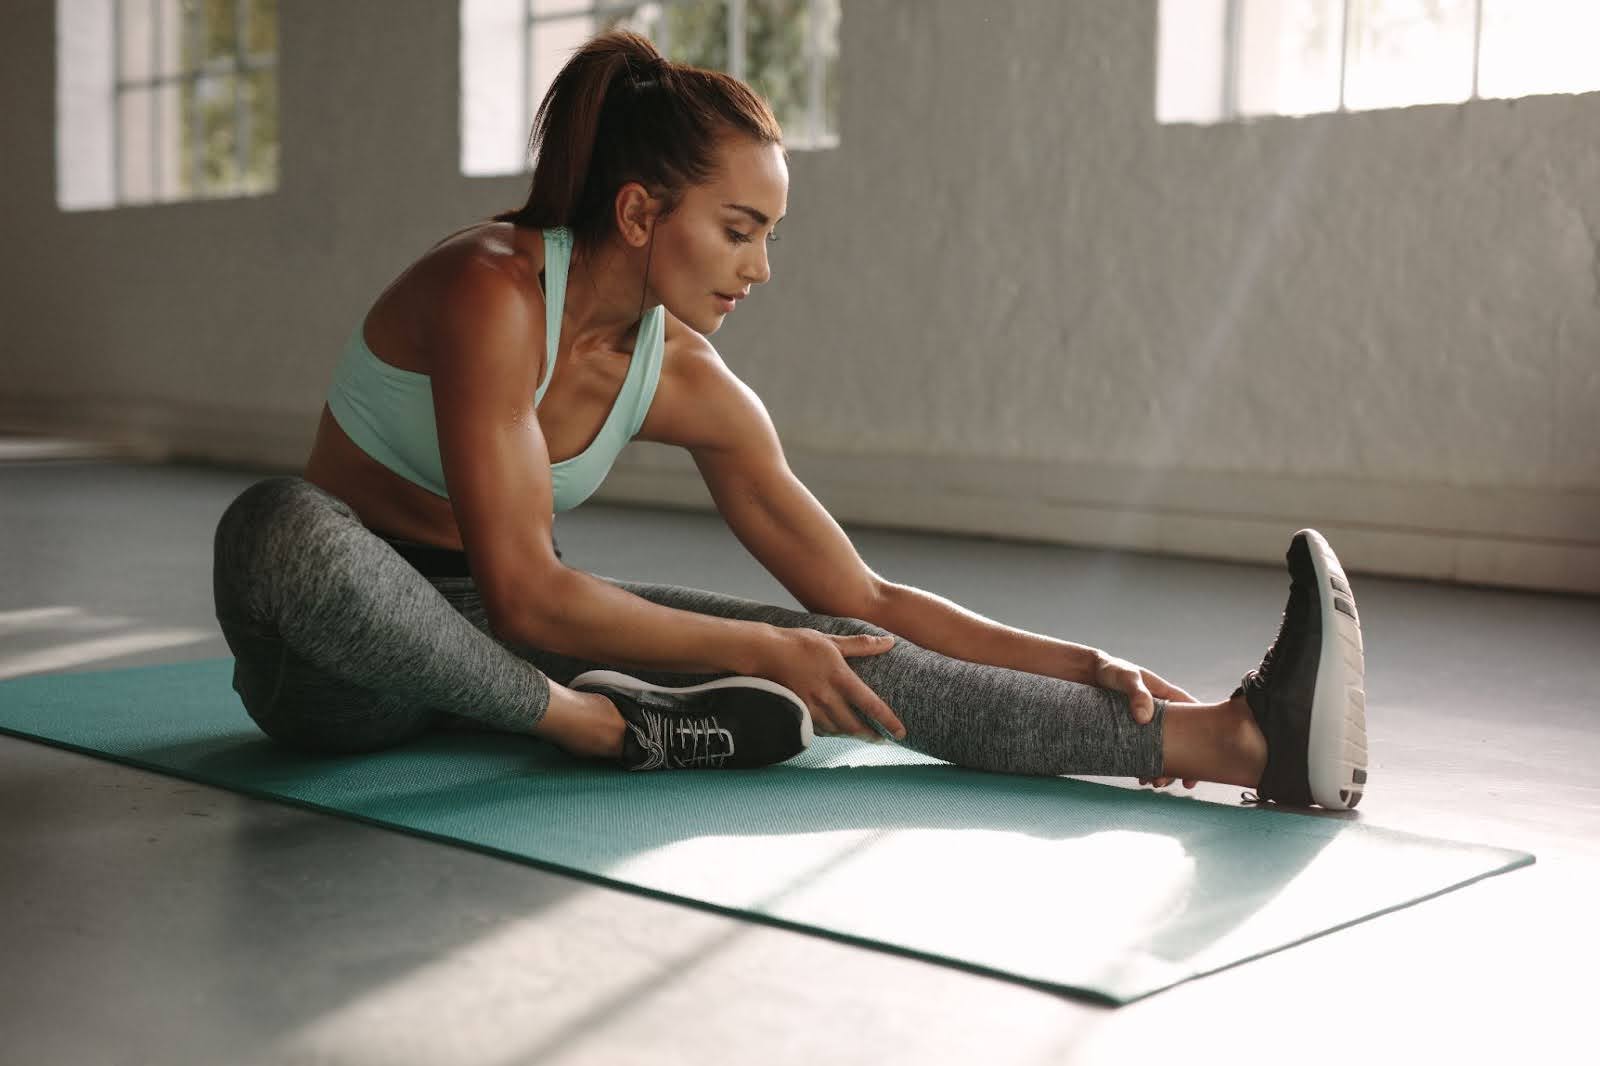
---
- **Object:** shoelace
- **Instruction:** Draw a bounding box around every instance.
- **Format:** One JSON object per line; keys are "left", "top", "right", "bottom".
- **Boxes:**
{"left": 630, "top": 708, "right": 736, "bottom": 769}
{"left": 665, "top": 714, "right": 735, "bottom": 768}
{"left": 1237, "top": 577, "right": 1313, "bottom": 806}
{"left": 622, "top": 710, "right": 669, "bottom": 771}
{"left": 1251, "top": 567, "right": 1317, "bottom": 695}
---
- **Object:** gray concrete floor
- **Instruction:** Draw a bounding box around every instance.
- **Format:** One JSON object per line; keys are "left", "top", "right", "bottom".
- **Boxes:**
{"left": 1, "top": 455, "right": 1595, "bottom": 1065}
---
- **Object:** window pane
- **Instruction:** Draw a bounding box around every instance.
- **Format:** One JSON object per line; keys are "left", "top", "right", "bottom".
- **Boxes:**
{"left": 530, "top": 14, "right": 598, "bottom": 126}
{"left": 1237, "top": 0, "right": 1342, "bottom": 117}
{"left": 200, "top": 0, "right": 238, "bottom": 64}
{"left": 154, "top": 80, "right": 182, "bottom": 198}
{"left": 817, "top": 0, "right": 840, "bottom": 139}
{"left": 1155, "top": 0, "right": 1228, "bottom": 124}
{"left": 1479, "top": 0, "right": 1600, "bottom": 99}
{"left": 462, "top": 0, "right": 526, "bottom": 176}
{"left": 154, "top": 0, "right": 184, "bottom": 77}
{"left": 179, "top": 0, "right": 201, "bottom": 69}
{"left": 664, "top": 1, "right": 729, "bottom": 69}
{"left": 598, "top": 3, "right": 667, "bottom": 41}
{"left": 1343, "top": 0, "right": 1476, "bottom": 112}
{"left": 744, "top": 0, "right": 808, "bottom": 141}
{"left": 117, "top": 86, "right": 155, "bottom": 201}
{"left": 178, "top": 71, "right": 199, "bottom": 195}
{"left": 245, "top": 0, "right": 277, "bottom": 58}
{"left": 57, "top": 0, "right": 118, "bottom": 210}
{"left": 242, "top": 67, "right": 278, "bottom": 191}
{"left": 119, "top": 0, "right": 155, "bottom": 81}
{"left": 197, "top": 71, "right": 239, "bottom": 193}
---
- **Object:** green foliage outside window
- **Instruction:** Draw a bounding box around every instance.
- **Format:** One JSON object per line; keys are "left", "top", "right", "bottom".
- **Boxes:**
{"left": 597, "top": 0, "right": 836, "bottom": 144}
{"left": 172, "top": 0, "right": 278, "bottom": 196}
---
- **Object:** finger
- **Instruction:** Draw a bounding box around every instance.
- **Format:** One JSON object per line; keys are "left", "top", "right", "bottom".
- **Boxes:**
{"left": 848, "top": 676, "right": 906, "bottom": 740}
{"left": 1144, "top": 670, "right": 1197, "bottom": 705}
{"left": 826, "top": 697, "right": 878, "bottom": 741}
{"left": 1104, "top": 663, "right": 1153, "bottom": 724}
{"left": 844, "top": 704, "right": 883, "bottom": 739}
{"left": 1129, "top": 678, "right": 1153, "bottom": 724}
{"left": 838, "top": 633, "right": 897, "bottom": 656}
{"left": 820, "top": 693, "right": 875, "bottom": 740}
{"left": 806, "top": 695, "right": 849, "bottom": 737}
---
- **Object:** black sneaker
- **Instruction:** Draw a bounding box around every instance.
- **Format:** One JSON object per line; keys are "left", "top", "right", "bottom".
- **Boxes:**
{"left": 1235, "top": 529, "right": 1369, "bottom": 810}
{"left": 568, "top": 669, "right": 814, "bottom": 771}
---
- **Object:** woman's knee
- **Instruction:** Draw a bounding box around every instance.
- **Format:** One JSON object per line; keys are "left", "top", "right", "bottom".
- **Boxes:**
{"left": 215, "top": 477, "right": 356, "bottom": 556}
{"left": 213, "top": 476, "right": 361, "bottom": 624}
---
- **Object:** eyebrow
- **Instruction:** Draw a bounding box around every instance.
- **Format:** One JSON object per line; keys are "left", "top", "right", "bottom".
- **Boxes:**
{"left": 722, "top": 202, "right": 785, "bottom": 227}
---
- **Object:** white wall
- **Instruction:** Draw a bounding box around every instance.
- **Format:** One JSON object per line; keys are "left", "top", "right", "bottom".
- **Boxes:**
{"left": 3, "top": 0, "right": 1596, "bottom": 595}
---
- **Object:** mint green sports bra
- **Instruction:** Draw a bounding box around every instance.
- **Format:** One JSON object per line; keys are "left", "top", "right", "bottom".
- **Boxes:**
{"left": 326, "top": 226, "right": 665, "bottom": 513}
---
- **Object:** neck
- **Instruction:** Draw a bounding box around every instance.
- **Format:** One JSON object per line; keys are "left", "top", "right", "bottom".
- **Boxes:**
{"left": 557, "top": 235, "right": 654, "bottom": 355}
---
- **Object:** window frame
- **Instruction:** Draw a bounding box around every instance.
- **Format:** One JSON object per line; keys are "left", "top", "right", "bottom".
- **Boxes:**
{"left": 520, "top": 0, "right": 838, "bottom": 154}
{"left": 1218, "top": 0, "right": 1486, "bottom": 119}
{"left": 109, "top": 0, "right": 278, "bottom": 204}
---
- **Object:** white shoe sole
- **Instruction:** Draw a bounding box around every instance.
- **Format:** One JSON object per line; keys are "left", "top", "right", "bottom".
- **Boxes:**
{"left": 567, "top": 669, "right": 815, "bottom": 749}
{"left": 1300, "top": 529, "right": 1369, "bottom": 810}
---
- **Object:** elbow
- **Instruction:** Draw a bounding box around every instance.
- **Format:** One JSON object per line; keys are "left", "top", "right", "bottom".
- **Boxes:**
{"left": 487, "top": 567, "right": 571, "bottom": 648}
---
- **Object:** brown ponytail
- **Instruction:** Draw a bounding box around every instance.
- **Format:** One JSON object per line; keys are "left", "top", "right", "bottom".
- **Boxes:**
{"left": 491, "top": 30, "right": 785, "bottom": 255}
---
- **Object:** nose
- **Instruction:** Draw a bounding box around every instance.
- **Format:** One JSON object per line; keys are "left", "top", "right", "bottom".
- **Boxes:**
{"left": 745, "top": 241, "right": 772, "bottom": 287}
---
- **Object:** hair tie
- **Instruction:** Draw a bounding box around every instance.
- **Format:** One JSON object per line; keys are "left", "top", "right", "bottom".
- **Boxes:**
{"left": 628, "top": 54, "right": 668, "bottom": 90}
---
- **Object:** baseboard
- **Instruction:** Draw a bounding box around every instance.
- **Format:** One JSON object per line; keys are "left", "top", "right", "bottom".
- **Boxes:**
{"left": 2, "top": 395, "right": 1595, "bottom": 597}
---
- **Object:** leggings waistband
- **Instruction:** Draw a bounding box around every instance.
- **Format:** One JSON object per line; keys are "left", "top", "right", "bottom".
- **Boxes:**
{"left": 375, "top": 533, "right": 473, "bottom": 579}
{"left": 371, "top": 529, "right": 563, "bottom": 580}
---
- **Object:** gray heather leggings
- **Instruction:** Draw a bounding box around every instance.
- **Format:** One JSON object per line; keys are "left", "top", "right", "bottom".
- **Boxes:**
{"left": 211, "top": 476, "right": 1165, "bottom": 777}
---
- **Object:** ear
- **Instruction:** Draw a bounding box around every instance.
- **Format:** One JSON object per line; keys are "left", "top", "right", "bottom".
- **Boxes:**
{"left": 614, "top": 182, "right": 667, "bottom": 247}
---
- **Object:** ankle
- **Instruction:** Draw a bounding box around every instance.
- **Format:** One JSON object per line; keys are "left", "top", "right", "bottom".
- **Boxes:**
{"left": 589, "top": 694, "right": 627, "bottom": 759}
{"left": 533, "top": 688, "right": 627, "bottom": 760}
{"left": 1222, "top": 694, "right": 1268, "bottom": 788}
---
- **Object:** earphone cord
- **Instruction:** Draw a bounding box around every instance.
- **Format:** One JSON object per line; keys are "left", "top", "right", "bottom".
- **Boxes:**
{"left": 637, "top": 223, "right": 653, "bottom": 329}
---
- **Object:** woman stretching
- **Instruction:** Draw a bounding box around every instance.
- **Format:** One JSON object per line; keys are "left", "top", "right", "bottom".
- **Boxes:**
{"left": 211, "top": 30, "right": 1368, "bottom": 810}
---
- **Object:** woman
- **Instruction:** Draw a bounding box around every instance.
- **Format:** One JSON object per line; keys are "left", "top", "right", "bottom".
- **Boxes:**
{"left": 211, "top": 31, "right": 1368, "bottom": 809}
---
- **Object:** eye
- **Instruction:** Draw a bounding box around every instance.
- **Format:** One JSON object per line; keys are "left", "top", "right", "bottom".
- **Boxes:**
{"left": 726, "top": 228, "right": 752, "bottom": 244}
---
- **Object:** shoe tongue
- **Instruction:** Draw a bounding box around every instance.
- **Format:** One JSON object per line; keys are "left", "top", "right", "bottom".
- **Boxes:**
{"left": 631, "top": 690, "right": 676, "bottom": 711}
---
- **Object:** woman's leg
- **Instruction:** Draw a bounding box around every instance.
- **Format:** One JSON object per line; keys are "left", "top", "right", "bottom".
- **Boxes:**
{"left": 211, "top": 476, "right": 563, "bottom": 754}
{"left": 502, "top": 577, "right": 1174, "bottom": 781}
{"left": 211, "top": 474, "right": 1240, "bottom": 781}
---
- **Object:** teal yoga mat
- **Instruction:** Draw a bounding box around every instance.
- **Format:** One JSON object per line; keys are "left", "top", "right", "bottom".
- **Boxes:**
{"left": 0, "top": 658, "right": 1533, "bottom": 1004}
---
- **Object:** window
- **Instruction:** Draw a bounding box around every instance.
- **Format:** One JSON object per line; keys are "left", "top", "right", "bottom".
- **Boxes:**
{"left": 461, "top": 0, "right": 841, "bottom": 177}
{"left": 1157, "top": 0, "right": 1600, "bottom": 125}
{"left": 57, "top": 0, "right": 279, "bottom": 211}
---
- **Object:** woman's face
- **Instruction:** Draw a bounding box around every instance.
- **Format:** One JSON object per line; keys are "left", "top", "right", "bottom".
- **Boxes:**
{"left": 653, "top": 137, "right": 788, "bottom": 335}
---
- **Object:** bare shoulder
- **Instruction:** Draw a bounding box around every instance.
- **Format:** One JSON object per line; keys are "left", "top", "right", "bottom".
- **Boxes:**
{"left": 427, "top": 222, "right": 542, "bottom": 301}
{"left": 411, "top": 223, "right": 546, "bottom": 372}
{"left": 635, "top": 310, "right": 761, "bottom": 453}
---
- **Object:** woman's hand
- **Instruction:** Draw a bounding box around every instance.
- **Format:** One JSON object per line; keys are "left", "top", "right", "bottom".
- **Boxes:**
{"left": 756, "top": 628, "right": 907, "bottom": 741}
{"left": 1090, "top": 649, "right": 1199, "bottom": 791}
